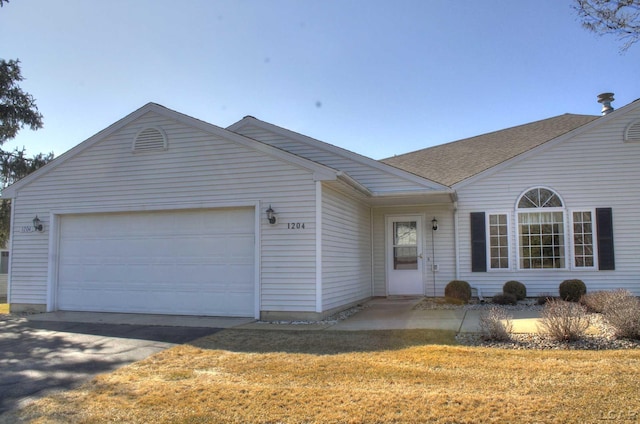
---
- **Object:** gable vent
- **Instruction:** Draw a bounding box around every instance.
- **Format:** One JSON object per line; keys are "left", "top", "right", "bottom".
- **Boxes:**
{"left": 133, "top": 127, "right": 167, "bottom": 152}
{"left": 625, "top": 120, "right": 640, "bottom": 143}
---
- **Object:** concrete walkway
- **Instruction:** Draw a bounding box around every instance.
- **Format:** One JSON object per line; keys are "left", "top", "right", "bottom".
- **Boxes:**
{"left": 327, "top": 297, "right": 542, "bottom": 333}
{"left": 22, "top": 297, "right": 542, "bottom": 334}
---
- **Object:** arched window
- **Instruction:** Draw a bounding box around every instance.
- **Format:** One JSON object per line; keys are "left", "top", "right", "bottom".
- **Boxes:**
{"left": 516, "top": 187, "right": 565, "bottom": 269}
{"left": 517, "top": 187, "right": 563, "bottom": 209}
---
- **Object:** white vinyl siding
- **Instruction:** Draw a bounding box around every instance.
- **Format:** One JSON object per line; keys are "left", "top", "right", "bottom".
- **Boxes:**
{"left": 9, "top": 111, "right": 319, "bottom": 313}
{"left": 456, "top": 106, "right": 640, "bottom": 296}
{"left": 321, "top": 185, "right": 372, "bottom": 311}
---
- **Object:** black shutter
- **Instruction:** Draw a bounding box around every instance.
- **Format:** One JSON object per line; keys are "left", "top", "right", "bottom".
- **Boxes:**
{"left": 470, "top": 212, "right": 487, "bottom": 272}
{"left": 596, "top": 208, "right": 615, "bottom": 270}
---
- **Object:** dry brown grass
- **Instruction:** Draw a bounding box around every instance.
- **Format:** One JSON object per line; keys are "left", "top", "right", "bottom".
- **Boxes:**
{"left": 18, "top": 329, "right": 640, "bottom": 423}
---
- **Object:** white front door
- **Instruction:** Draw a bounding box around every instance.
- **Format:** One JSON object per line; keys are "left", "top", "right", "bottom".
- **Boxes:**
{"left": 387, "top": 216, "right": 423, "bottom": 295}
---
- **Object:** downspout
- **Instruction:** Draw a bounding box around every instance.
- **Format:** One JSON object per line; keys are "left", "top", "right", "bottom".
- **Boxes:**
{"left": 453, "top": 199, "right": 460, "bottom": 280}
{"left": 370, "top": 207, "right": 375, "bottom": 297}
{"left": 315, "top": 181, "right": 323, "bottom": 314}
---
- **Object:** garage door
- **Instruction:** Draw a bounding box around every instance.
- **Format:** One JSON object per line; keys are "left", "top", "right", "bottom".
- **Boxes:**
{"left": 57, "top": 208, "right": 255, "bottom": 317}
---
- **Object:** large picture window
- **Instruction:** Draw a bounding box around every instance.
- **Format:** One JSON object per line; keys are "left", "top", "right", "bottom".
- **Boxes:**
{"left": 471, "top": 189, "right": 614, "bottom": 272}
{"left": 517, "top": 188, "right": 565, "bottom": 269}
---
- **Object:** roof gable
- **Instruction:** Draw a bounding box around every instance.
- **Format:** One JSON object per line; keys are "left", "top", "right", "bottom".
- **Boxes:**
{"left": 2, "top": 103, "right": 340, "bottom": 198}
{"left": 381, "top": 114, "right": 600, "bottom": 187}
{"left": 228, "top": 116, "right": 450, "bottom": 194}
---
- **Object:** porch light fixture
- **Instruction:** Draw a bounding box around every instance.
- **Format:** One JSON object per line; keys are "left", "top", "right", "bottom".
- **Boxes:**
{"left": 431, "top": 217, "right": 438, "bottom": 231}
{"left": 266, "top": 205, "right": 277, "bottom": 224}
{"left": 33, "top": 215, "right": 44, "bottom": 232}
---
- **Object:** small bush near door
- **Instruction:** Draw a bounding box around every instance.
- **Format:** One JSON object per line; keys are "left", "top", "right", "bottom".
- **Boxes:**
{"left": 559, "top": 279, "right": 587, "bottom": 302}
{"left": 503, "top": 280, "right": 526, "bottom": 301}
{"left": 444, "top": 280, "right": 471, "bottom": 303}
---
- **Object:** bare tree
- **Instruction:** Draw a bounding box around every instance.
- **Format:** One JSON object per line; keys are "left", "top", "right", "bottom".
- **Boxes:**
{"left": 574, "top": 0, "right": 640, "bottom": 51}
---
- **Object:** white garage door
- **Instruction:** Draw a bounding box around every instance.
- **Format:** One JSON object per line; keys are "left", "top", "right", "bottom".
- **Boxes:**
{"left": 57, "top": 208, "right": 255, "bottom": 317}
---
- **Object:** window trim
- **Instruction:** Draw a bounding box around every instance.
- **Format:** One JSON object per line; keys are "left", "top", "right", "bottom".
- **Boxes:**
{"left": 569, "top": 208, "right": 599, "bottom": 271}
{"left": 486, "top": 211, "right": 512, "bottom": 271}
{"left": 515, "top": 187, "right": 568, "bottom": 271}
{"left": 515, "top": 186, "right": 566, "bottom": 209}
{"left": 515, "top": 208, "right": 568, "bottom": 270}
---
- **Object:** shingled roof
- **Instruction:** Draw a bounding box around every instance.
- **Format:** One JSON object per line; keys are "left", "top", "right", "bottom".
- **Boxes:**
{"left": 380, "top": 113, "right": 599, "bottom": 187}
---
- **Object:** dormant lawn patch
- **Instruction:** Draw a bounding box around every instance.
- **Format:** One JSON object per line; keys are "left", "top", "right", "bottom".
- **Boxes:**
{"left": 18, "top": 329, "right": 640, "bottom": 423}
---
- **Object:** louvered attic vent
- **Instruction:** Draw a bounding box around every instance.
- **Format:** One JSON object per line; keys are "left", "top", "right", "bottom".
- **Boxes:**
{"left": 624, "top": 120, "right": 640, "bottom": 143}
{"left": 133, "top": 127, "right": 167, "bottom": 152}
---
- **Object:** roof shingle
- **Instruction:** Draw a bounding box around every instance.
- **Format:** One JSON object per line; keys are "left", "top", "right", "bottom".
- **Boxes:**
{"left": 380, "top": 114, "right": 599, "bottom": 186}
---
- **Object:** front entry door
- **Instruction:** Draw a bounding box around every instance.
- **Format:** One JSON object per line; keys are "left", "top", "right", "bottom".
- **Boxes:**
{"left": 387, "top": 216, "right": 423, "bottom": 295}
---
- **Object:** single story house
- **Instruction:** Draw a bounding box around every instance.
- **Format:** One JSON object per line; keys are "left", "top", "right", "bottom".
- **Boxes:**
{"left": 4, "top": 94, "right": 640, "bottom": 319}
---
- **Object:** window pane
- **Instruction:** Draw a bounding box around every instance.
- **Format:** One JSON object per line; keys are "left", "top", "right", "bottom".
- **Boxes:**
{"left": 573, "top": 211, "right": 594, "bottom": 268}
{"left": 518, "top": 188, "right": 564, "bottom": 209}
{"left": 393, "top": 221, "right": 418, "bottom": 270}
{"left": 394, "top": 247, "right": 417, "bottom": 270}
{"left": 489, "top": 214, "right": 509, "bottom": 269}
{"left": 394, "top": 222, "right": 417, "bottom": 245}
{"left": 519, "top": 211, "right": 564, "bottom": 269}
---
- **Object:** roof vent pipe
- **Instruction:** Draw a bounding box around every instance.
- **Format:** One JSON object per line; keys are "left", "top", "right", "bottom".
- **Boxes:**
{"left": 597, "top": 92, "right": 615, "bottom": 115}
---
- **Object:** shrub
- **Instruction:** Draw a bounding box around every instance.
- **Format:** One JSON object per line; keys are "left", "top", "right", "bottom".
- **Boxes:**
{"left": 602, "top": 291, "right": 640, "bottom": 339}
{"left": 537, "top": 299, "right": 590, "bottom": 342}
{"left": 503, "top": 280, "right": 526, "bottom": 301}
{"left": 536, "top": 293, "right": 555, "bottom": 306}
{"left": 479, "top": 306, "right": 513, "bottom": 341}
{"left": 580, "top": 289, "right": 627, "bottom": 313}
{"left": 492, "top": 293, "right": 518, "bottom": 305}
{"left": 444, "top": 280, "right": 471, "bottom": 303}
{"left": 559, "top": 279, "right": 587, "bottom": 302}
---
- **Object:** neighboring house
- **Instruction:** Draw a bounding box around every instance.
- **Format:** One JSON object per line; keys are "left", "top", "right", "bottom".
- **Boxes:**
{"left": 3, "top": 95, "right": 640, "bottom": 319}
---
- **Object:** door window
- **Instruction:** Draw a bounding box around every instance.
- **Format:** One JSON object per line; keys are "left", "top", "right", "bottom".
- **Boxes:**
{"left": 393, "top": 221, "right": 418, "bottom": 270}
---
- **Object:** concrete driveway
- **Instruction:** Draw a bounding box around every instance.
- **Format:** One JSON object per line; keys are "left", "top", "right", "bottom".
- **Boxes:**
{"left": 0, "top": 313, "right": 251, "bottom": 421}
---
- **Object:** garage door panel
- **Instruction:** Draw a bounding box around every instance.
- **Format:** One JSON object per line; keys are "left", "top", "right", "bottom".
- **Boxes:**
{"left": 57, "top": 208, "right": 255, "bottom": 316}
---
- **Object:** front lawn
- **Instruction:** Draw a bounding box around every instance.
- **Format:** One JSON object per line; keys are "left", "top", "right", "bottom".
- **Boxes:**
{"left": 19, "top": 329, "right": 640, "bottom": 423}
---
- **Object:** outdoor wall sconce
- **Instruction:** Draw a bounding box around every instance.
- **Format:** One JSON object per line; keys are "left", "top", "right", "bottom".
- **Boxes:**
{"left": 431, "top": 217, "right": 438, "bottom": 231}
{"left": 33, "top": 215, "right": 44, "bottom": 232}
{"left": 266, "top": 205, "right": 277, "bottom": 224}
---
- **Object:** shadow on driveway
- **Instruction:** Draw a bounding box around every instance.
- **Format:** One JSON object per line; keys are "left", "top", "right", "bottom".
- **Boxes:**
{"left": 0, "top": 317, "right": 220, "bottom": 420}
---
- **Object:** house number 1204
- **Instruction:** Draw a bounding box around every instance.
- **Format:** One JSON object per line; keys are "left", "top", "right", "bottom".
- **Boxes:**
{"left": 287, "top": 222, "right": 306, "bottom": 230}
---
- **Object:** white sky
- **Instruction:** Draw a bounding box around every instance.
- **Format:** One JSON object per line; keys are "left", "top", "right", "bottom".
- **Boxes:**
{"left": 1, "top": 0, "right": 639, "bottom": 160}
